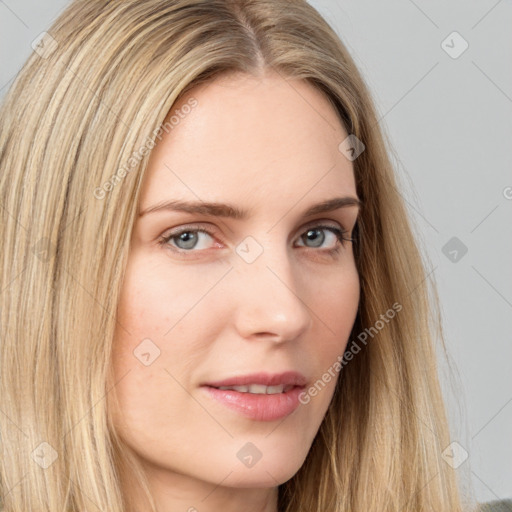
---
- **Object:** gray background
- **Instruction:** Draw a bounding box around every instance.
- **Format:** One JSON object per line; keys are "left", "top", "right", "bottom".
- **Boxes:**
{"left": 1, "top": 0, "right": 511, "bottom": 504}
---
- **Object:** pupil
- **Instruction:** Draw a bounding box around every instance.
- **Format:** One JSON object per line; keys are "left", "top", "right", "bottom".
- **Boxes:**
{"left": 306, "top": 229, "right": 324, "bottom": 247}
{"left": 177, "top": 232, "right": 197, "bottom": 249}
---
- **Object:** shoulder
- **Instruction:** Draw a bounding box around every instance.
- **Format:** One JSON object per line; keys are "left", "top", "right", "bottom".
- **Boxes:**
{"left": 478, "top": 499, "right": 512, "bottom": 512}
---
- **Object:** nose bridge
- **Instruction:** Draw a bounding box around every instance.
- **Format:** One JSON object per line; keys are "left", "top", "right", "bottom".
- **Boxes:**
{"left": 231, "top": 237, "right": 313, "bottom": 340}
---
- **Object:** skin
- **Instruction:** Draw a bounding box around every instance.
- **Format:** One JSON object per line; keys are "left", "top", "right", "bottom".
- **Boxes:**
{"left": 109, "top": 69, "right": 361, "bottom": 512}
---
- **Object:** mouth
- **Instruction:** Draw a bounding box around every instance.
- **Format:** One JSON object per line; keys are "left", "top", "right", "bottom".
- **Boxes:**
{"left": 200, "top": 383, "right": 306, "bottom": 422}
{"left": 210, "top": 383, "right": 296, "bottom": 394}
{"left": 202, "top": 370, "right": 308, "bottom": 390}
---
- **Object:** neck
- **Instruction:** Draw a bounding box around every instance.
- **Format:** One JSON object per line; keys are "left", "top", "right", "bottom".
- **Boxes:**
{"left": 121, "top": 462, "right": 280, "bottom": 512}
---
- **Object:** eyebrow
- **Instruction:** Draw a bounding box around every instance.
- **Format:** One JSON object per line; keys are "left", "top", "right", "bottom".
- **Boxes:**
{"left": 138, "top": 196, "right": 362, "bottom": 219}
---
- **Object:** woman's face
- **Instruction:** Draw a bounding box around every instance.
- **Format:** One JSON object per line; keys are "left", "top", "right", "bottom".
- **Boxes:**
{"left": 110, "top": 71, "right": 360, "bottom": 494}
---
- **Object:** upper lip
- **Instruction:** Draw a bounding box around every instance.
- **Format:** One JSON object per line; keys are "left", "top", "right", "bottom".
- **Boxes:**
{"left": 203, "top": 371, "right": 307, "bottom": 388}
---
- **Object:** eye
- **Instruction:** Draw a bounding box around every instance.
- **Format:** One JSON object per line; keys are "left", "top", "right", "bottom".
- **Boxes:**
{"left": 160, "top": 227, "right": 217, "bottom": 252}
{"left": 295, "top": 224, "right": 352, "bottom": 251}
{"left": 158, "top": 222, "right": 354, "bottom": 257}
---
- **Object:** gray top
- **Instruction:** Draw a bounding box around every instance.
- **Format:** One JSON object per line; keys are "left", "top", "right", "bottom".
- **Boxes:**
{"left": 479, "top": 500, "right": 512, "bottom": 512}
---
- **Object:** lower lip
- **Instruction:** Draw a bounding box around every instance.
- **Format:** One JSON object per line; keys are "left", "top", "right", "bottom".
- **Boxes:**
{"left": 201, "top": 385, "right": 305, "bottom": 421}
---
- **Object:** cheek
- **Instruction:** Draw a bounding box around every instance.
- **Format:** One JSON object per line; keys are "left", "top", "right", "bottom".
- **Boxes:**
{"left": 108, "top": 256, "right": 211, "bottom": 454}
{"left": 110, "top": 252, "right": 230, "bottom": 410}
{"left": 115, "top": 257, "right": 176, "bottom": 337}
{"left": 115, "top": 252, "right": 228, "bottom": 341}
{"left": 310, "top": 267, "right": 359, "bottom": 390}
{"left": 315, "top": 264, "right": 360, "bottom": 348}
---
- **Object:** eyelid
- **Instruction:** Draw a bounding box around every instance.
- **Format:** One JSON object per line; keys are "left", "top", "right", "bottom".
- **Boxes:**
{"left": 160, "top": 224, "right": 221, "bottom": 250}
{"left": 160, "top": 223, "right": 217, "bottom": 242}
{"left": 160, "top": 218, "right": 349, "bottom": 242}
{"left": 300, "top": 218, "right": 347, "bottom": 233}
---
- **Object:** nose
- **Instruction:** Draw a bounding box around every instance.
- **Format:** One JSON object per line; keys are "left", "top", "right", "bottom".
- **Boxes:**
{"left": 231, "top": 248, "right": 313, "bottom": 343}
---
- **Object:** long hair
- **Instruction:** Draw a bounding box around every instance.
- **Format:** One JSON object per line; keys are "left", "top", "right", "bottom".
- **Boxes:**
{"left": 0, "top": 0, "right": 468, "bottom": 510}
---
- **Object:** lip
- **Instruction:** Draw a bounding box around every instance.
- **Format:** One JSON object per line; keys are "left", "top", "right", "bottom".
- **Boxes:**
{"left": 200, "top": 371, "right": 307, "bottom": 422}
{"left": 201, "top": 385, "right": 305, "bottom": 421}
{"left": 202, "top": 371, "right": 308, "bottom": 388}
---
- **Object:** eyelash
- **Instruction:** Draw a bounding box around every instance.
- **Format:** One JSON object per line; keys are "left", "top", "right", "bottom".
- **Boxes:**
{"left": 158, "top": 223, "right": 354, "bottom": 259}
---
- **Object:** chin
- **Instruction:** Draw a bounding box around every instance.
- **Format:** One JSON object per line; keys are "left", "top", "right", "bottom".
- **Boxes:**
{"left": 221, "top": 450, "right": 308, "bottom": 488}
{"left": 223, "top": 465, "right": 300, "bottom": 488}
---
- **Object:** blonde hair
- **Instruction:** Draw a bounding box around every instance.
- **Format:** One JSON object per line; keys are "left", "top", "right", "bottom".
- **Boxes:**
{"left": 0, "top": 0, "right": 470, "bottom": 510}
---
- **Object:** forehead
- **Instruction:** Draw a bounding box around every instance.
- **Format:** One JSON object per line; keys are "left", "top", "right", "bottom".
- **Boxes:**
{"left": 140, "top": 71, "right": 356, "bottom": 208}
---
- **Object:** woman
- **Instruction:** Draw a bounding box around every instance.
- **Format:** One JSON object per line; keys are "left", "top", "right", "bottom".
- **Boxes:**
{"left": 0, "top": 0, "right": 490, "bottom": 510}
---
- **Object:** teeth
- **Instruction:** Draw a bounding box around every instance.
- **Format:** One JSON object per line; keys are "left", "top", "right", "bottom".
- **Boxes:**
{"left": 248, "top": 384, "right": 269, "bottom": 394}
{"left": 216, "top": 384, "right": 292, "bottom": 394}
{"left": 266, "top": 385, "right": 284, "bottom": 394}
